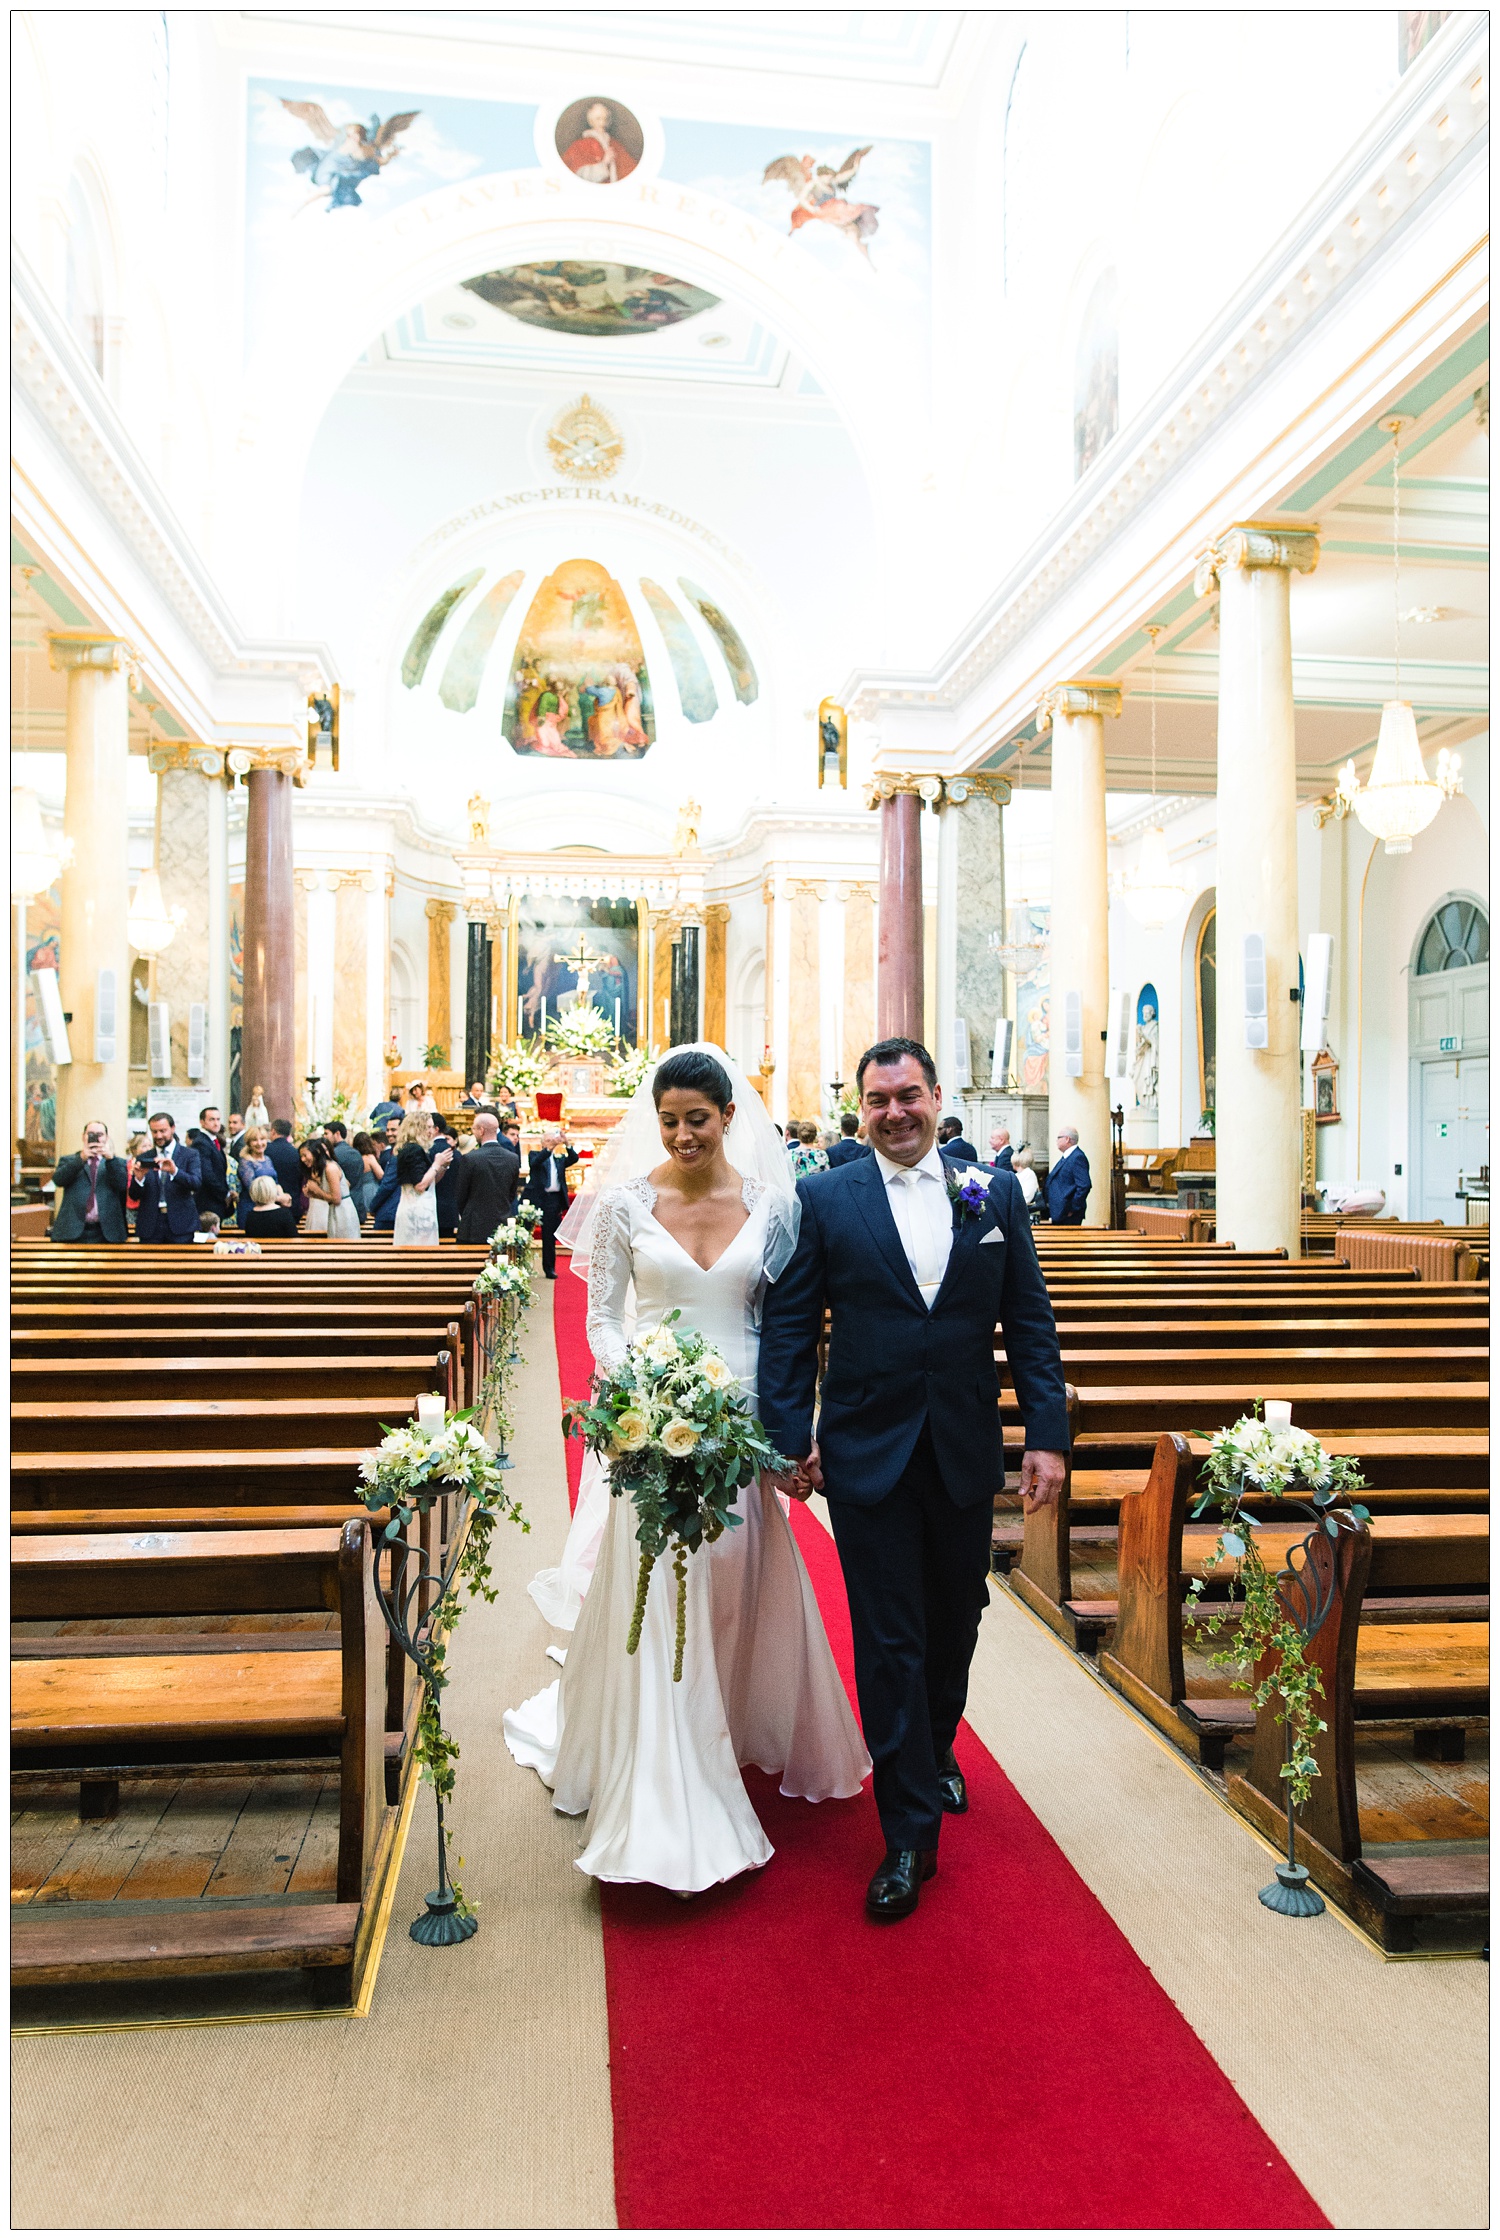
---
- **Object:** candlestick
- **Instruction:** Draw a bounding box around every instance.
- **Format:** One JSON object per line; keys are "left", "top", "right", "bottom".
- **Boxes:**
{"left": 417, "top": 1393, "right": 445, "bottom": 1437}
{"left": 614, "top": 998, "right": 621, "bottom": 1036}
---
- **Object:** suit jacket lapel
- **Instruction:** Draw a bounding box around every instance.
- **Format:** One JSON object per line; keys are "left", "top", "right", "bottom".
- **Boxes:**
{"left": 848, "top": 1152, "right": 928, "bottom": 1310}
{"left": 930, "top": 1158, "right": 996, "bottom": 1314}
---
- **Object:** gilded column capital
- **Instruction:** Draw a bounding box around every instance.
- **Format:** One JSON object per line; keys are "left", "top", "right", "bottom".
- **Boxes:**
{"left": 334, "top": 868, "right": 378, "bottom": 894}
{"left": 942, "top": 772, "right": 1012, "bottom": 808}
{"left": 293, "top": 868, "right": 322, "bottom": 893}
{"left": 789, "top": 878, "right": 829, "bottom": 902}
{"left": 147, "top": 742, "right": 226, "bottom": 779}
{"left": 1035, "top": 682, "right": 1123, "bottom": 732}
{"left": 702, "top": 902, "right": 732, "bottom": 926}
{"left": 863, "top": 772, "right": 943, "bottom": 810}
{"left": 46, "top": 630, "right": 129, "bottom": 673}
{"left": 425, "top": 896, "right": 458, "bottom": 923}
{"left": 226, "top": 743, "right": 312, "bottom": 787}
{"left": 1193, "top": 522, "right": 1320, "bottom": 597}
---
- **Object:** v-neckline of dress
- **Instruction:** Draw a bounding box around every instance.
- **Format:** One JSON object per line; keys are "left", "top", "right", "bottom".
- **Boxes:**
{"left": 635, "top": 1177, "right": 761, "bottom": 1278}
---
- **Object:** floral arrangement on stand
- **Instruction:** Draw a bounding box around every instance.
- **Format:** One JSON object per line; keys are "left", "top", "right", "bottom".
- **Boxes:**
{"left": 474, "top": 1249, "right": 534, "bottom": 1438}
{"left": 562, "top": 1311, "right": 786, "bottom": 1680}
{"left": 1186, "top": 1405, "right": 1368, "bottom": 1806}
{"left": 608, "top": 1043, "right": 657, "bottom": 1099}
{"left": 548, "top": 1003, "right": 617, "bottom": 1058}
{"left": 487, "top": 1038, "right": 549, "bottom": 1101}
{"left": 358, "top": 1410, "right": 529, "bottom": 1933}
{"left": 298, "top": 1082, "right": 368, "bottom": 1135}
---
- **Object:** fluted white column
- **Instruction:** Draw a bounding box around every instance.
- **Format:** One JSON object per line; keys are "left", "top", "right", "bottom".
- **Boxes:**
{"left": 49, "top": 633, "right": 131, "bottom": 1152}
{"left": 1039, "top": 682, "right": 1120, "bottom": 1221}
{"left": 1195, "top": 524, "right": 1320, "bottom": 1254}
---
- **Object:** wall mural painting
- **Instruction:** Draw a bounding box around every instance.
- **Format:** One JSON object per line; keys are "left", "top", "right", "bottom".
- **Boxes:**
{"left": 639, "top": 580, "right": 718, "bottom": 723}
{"left": 555, "top": 98, "right": 643, "bottom": 184}
{"left": 516, "top": 897, "right": 639, "bottom": 1043}
{"left": 762, "top": 146, "right": 880, "bottom": 262}
{"left": 462, "top": 262, "right": 718, "bottom": 338}
{"left": 279, "top": 100, "right": 421, "bottom": 211}
{"left": 679, "top": 578, "right": 758, "bottom": 705}
{"left": 1013, "top": 905, "right": 1051, "bottom": 1094}
{"left": 402, "top": 571, "right": 482, "bottom": 688}
{"left": 23, "top": 883, "right": 62, "bottom": 1150}
{"left": 1074, "top": 268, "right": 1119, "bottom": 480}
{"left": 1196, "top": 908, "right": 1217, "bottom": 1122}
{"left": 1134, "top": 982, "right": 1160, "bottom": 1118}
{"left": 229, "top": 882, "right": 245, "bottom": 1119}
{"left": 439, "top": 570, "right": 526, "bottom": 713}
{"left": 502, "top": 559, "right": 654, "bottom": 759}
{"left": 1399, "top": 10, "right": 1450, "bottom": 69}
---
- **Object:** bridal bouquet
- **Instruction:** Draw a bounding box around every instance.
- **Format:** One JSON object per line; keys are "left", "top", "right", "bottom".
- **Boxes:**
{"left": 562, "top": 1311, "right": 788, "bottom": 1681}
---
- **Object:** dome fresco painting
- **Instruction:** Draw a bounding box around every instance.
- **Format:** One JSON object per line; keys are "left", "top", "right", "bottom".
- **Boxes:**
{"left": 461, "top": 261, "right": 720, "bottom": 338}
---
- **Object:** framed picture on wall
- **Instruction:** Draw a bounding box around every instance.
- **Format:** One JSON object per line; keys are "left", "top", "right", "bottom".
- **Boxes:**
{"left": 1311, "top": 1049, "right": 1340, "bottom": 1124}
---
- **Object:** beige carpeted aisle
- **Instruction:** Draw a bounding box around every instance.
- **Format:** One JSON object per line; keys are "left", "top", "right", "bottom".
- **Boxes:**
{"left": 11, "top": 1296, "right": 617, "bottom": 2233}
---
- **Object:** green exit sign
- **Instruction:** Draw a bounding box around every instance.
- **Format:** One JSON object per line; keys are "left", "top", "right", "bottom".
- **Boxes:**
{"left": 1438, "top": 1035, "right": 1464, "bottom": 1052}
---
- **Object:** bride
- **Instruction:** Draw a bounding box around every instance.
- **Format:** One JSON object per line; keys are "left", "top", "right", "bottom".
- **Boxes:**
{"left": 504, "top": 1044, "right": 869, "bottom": 1891}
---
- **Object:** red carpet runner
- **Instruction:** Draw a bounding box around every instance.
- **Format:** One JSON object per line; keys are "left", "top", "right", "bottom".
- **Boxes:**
{"left": 551, "top": 1255, "right": 1326, "bottom": 2229}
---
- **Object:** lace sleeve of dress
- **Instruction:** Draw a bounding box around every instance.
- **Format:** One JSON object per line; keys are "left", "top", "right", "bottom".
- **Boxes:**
{"left": 585, "top": 1187, "right": 637, "bottom": 1373}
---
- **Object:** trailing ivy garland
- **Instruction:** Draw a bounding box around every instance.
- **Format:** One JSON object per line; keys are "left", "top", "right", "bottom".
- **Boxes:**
{"left": 1185, "top": 1406, "right": 1369, "bottom": 1805}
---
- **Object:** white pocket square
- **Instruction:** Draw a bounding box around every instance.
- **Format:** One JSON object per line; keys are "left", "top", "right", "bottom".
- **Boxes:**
{"left": 980, "top": 1228, "right": 1005, "bottom": 1244}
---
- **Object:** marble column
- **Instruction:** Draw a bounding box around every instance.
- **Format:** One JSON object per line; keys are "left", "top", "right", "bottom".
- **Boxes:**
{"left": 464, "top": 918, "right": 492, "bottom": 1083}
{"left": 949, "top": 777, "right": 1012, "bottom": 1088}
{"left": 1195, "top": 524, "right": 1320, "bottom": 1254}
{"left": 1038, "top": 682, "right": 1120, "bottom": 1221}
{"left": 873, "top": 783, "right": 924, "bottom": 1042}
{"left": 425, "top": 899, "right": 455, "bottom": 1069}
{"left": 48, "top": 632, "right": 131, "bottom": 1150}
{"left": 702, "top": 904, "right": 730, "bottom": 1049}
{"left": 670, "top": 921, "right": 702, "bottom": 1046}
{"left": 240, "top": 759, "right": 297, "bottom": 1123}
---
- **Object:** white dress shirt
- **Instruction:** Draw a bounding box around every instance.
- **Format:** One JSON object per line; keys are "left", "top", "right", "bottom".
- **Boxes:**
{"left": 873, "top": 1143, "right": 953, "bottom": 1308}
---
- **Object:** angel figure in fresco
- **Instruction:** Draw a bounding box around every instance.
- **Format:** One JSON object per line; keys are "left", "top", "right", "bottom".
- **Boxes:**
{"left": 281, "top": 100, "right": 420, "bottom": 211}
{"left": 762, "top": 148, "right": 880, "bottom": 262}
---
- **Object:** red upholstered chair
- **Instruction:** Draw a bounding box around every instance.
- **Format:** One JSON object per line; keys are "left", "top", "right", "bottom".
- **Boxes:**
{"left": 535, "top": 1091, "right": 564, "bottom": 1122}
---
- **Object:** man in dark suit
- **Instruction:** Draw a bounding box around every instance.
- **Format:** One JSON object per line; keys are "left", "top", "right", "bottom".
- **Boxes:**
{"left": 1043, "top": 1127, "right": 1092, "bottom": 1225}
{"left": 759, "top": 1036, "right": 1068, "bottom": 1922}
{"left": 51, "top": 1121, "right": 129, "bottom": 1242}
{"left": 825, "top": 1113, "right": 869, "bottom": 1168}
{"left": 527, "top": 1130, "right": 580, "bottom": 1277}
{"left": 187, "top": 1106, "right": 231, "bottom": 1223}
{"left": 131, "top": 1111, "right": 203, "bottom": 1243}
{"left": 264, "top": 1118, "right": 306, "bottom": 1222}
{"left": 455, "top": 1113, "right": 521, "bottom": 1243}
{"left": 987, "top": 1126, "right": 1014, "bottom": 1172}
{"left": 937, "top": 1115, "right": 980, "bottom": 1163}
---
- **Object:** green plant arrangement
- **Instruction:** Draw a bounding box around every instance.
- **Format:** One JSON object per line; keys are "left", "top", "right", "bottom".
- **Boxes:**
{"left": 423, "top": 1041, "right": 449, "bottom": 1068}
{"left": 487, "top": 1038, "right": 549, "bottom": 1100}
{"left": 548, "top": 1002, "right": 616, "bottom": 1057}
{"left": 357, "top": 1411, "right": 528, "bottom": 1940}
{"left": 608, "top": 1043, "right": 657, "bottom": 1099}
{"left": 562, "top": 1311, "right": 787, "bottom": 1681}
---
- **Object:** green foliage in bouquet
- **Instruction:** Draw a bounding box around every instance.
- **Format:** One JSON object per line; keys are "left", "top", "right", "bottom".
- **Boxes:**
{"left": 549, "top": 1002, "right": 616, "bottom": 1057}
{"left": 562, "top": 1311, "right": 787, "bottom": 1680}
{"left": 488, "top": 1037, "right": 549, "bottom": 1099}
{"left": 608, "top": 1043, "right": 658, "bottom": 1099}
{"left": 1185, "top": 1404, "right": 1368, "bottom": 1805}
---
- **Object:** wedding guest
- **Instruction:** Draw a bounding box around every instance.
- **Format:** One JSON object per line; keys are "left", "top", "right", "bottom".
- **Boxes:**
{"left": 234, "top": 1128, "right": 276, "bottom": 1222}
{"left": 187, "top": 1105, "right": 232, "bottom": 1224}
{"left": 351, "top": 1131, "right": 384, "bottom": 1222}
{"left": 455, "top": 1111, "right": 522, "bottom": 1243}
{"left": 132, "top": 1111, "right": 203, "bottom": 1243}
{"left": 825, "top": 1112, "right": 870, "bottom": 1168}
{"left": 226, "top": 1112, "right": 246, "bottom": 1154}
{"left": 987, "top": 1125, "right": 1014, "bottom": 1172}
{"left": 323, "top": 1120, "right": 365, "bottom": 1204}
{"left": 300, "top": 1138, "right": 360, "bottom": 1239}
{"left": 242, "top": 1171, "right": 298, "bottom": 1239}
{"left": 1044, "top": 1126, "right": 1092, "bottom": 1225}
{"left": 526, "top": 1128, "right": 579, "bottom": 1277}
{"left": 431, "top": 1114, "right": 461, "bottom": 1237}
{"left": 393, "top": 1110, "right": 452, "bottom": 1247}
{"left": 369, "top": 1092, "right": 403, "bottom": 1124}
{"left": 193, "top": 1211, "right": 222, "bottom": 1244}
{"left": 370, "top": 1122, "right": 402, "bottom": 1232}
{"left": 264, "top": 1119, "right": 307, "bottom": 1221}
{"left": 50, "top": 1121, "right": 129, "bottom": 1243}
{"left": 791, "top": 1120, "right": 828, "bottom": 1178}
{"left": 1011, "top": 1144, "right": 1042, "bottom": 1215}
{"left": 461, "top": 1080, "right": 496, "bottom": 1110}
{"left": 937, "top": 1115, "right": 980, "bottom": 1163}
{"left": 405, "top": 1079, "right": 438, "bottom": 1115}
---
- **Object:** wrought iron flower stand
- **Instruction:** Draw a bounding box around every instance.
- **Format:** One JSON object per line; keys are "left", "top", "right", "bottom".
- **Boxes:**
{"left": 1254, "top": 1497, "right": 1355, "bottom": 1920}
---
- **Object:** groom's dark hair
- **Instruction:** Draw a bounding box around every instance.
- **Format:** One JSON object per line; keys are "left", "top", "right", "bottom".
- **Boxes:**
{"left": 856, "top": 1037, "right": 937, "bottom": 1093}
{"left": 652, "top": 1049, "right": 734, "bottom": 1111}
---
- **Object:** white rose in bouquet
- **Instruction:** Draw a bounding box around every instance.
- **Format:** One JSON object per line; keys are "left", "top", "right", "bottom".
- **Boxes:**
{"left": 612, "top": 1408, "right": 650, "bottom": 1454}
{"left": 661, "top": 1417, "right": 700, "bottom": 1456}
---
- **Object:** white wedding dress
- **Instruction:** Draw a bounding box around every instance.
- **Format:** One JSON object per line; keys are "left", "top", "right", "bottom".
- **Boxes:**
{"left": 504, "top": 1173, "right": 870, "bottom": 1891}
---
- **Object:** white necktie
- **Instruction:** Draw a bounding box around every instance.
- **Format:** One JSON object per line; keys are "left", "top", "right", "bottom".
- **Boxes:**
{"left": 894, "top": 1169, "right": 948, "bottom": 1304}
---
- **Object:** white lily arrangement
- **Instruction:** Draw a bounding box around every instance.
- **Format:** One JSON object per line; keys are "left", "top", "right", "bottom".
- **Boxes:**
{"left": 475, "top": 1255, "right": 533, "bottom": 1305}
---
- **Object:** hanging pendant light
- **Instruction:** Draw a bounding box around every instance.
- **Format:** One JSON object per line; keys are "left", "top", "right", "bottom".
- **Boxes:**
{"left": 1123, "top": 625, "right": 1188, "bottom": 927}
{"left": 126, "top": 866, "right": 186, "bottom": 958}
{"left": 1335, "top": 416, "right": 1462, "bottom": 854}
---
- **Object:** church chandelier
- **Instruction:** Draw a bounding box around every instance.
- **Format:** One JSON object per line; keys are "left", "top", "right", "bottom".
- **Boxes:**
{"left": 1333, "top": 417, "right": 1462, "bottom": 855}
{"left": 126, "top": 866, "right": 187, "bottom": 959}
{"left": 1122, "top": 626, "right": 1188, "bottom": 928}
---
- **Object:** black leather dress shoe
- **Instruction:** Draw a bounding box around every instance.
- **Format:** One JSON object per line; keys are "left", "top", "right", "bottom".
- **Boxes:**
{"left": 937, "top": 1747, "right": 968, "bottom": 1815}
{"left": 865, "top": 1847, "right": 938, "bottom": 1921}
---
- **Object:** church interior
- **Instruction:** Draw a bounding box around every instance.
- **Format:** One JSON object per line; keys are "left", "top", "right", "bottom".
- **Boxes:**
{"left": 10, "top": 9, "right": 1489, "bottom": 2230}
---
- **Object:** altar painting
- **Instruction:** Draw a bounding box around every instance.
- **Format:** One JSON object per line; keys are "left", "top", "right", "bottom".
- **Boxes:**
{"left": 1014, "top": 906, "right": 1052, "bottom": 1094}
{"left": 515, "top": 898, "right": 639, "bottom": 1044}
{"left": 22, "top": 882, "right": 61, "bottom": 1150}
{"left": 502, "top": 559, "right": 655, "bottom": 759}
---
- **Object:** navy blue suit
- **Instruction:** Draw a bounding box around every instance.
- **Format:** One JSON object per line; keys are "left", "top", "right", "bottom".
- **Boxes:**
{"left": 989, "top": 1144, "right": 1015, "bottom": 1172}
{"left": 370, "top": 1148, "right": 400, "bottom": 1232}
{"left": 941, "top": 1134, "right": 979, "bottom": 1163}
{"left": 1044, "top": 1145, "right": 1091, "bottom": 1225}
{"left": 758, "top": 1151, "right": 1069, "bottom": 1849}
{"left": 133, "top": 1140, "right": 203, "bottom": 1242}
{"left": 264, "top": 1134, "right": 307, "bottom": 1222}
{"left": 825, "top": 1137, "right": 870, "bottom": 1168}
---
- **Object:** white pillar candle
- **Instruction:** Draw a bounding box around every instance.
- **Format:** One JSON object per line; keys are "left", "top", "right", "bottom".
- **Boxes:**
{"left": 416, "top": 1393, "right": 445, "bottom": 1436}
{"left": 1263, "top": 1400, "right": 1293, "bottom": 1431}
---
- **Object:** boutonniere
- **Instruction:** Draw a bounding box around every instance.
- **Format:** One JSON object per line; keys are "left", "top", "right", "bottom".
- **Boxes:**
{"left": 945, "top": 1171, "right": 991, "bottom": 1224}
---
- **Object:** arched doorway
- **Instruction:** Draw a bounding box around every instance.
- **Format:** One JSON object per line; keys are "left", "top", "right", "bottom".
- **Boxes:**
{"left": 1409, "top": 895, "right": 1488, "bottom": 1220}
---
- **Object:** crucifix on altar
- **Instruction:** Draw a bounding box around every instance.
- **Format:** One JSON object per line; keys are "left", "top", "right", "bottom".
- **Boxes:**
{"left": 553, "top": 931, "right": 609, "bottom": 1003}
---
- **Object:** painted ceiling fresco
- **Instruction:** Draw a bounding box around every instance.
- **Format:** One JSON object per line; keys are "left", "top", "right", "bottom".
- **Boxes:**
{"left": 461, "top": 262, "right": 719, "bottom": 338}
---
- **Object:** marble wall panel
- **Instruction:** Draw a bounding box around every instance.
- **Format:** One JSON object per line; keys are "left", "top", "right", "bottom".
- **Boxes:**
{"left": 787, "top": 887, "right": 822, "bottom": 1123}
{"left": 333, "top": 876, "right": 368, "bottom": 1095}
{"left": 154, "top": 767, "right": 209, "bottom": 1083}
{"left": 426, "top": 900, "right": 455, "bottom": 1067}
{"left": 293, "top": 873, "right": 313, "bottom": 1106}
{"left": 703, "top": 905, "right": 729, "bottom": 1049}
{"left": 842, "top": 886, "right": 876, "bottom": 1083}
{"left": 954, "top": 795, "right": 1007, "bottom": 1086}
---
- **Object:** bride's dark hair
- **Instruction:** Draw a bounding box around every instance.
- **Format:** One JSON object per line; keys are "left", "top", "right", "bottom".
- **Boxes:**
{"left": 652, "top": 1049, "right": 734, "bottom": 1111}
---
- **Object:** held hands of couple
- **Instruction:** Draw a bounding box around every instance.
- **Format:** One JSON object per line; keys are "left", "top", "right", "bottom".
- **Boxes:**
{"left": 760, "top": 1444, "right": 822, "bottom": 1504}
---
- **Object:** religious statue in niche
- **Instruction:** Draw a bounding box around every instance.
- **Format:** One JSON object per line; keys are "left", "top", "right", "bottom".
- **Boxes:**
{"left": 556, "top": 98, "right": 643, "bottom": 183}
{"left": 1074, "top": 268, "right": 1120, "bottom": 479}
{"left": 279, "top": 99, "right": 420, "bottom": 211}
{"left": 502, "top": 559, "right": 655, "bottom": 760}
{"left": 763, "top": 147, "right": 880, "bottom": 261}
{"left": 467, "top": 794, "right": 491, "bottom": 842}
{"left": 1133, "top": 986, "right": 1159, "bottom": 1118}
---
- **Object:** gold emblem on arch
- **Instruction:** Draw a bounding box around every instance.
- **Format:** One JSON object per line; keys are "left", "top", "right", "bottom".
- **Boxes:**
{"left": 546, "top": 394, "right": 624, "bottom": 483}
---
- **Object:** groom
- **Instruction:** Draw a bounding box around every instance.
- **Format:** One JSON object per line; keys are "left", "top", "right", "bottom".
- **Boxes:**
{"left": 758, "top": 1037, "right": 1069, "bottom": 1920}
